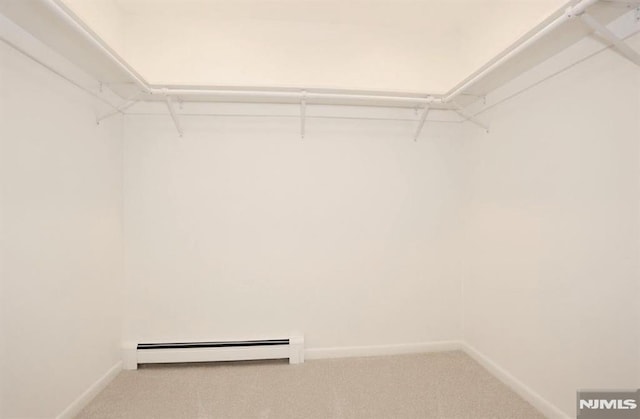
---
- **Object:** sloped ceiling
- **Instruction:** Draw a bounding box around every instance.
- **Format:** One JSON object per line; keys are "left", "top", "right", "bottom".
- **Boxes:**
{"left": 60, "top": 0, "right": 570, "bottom": 94}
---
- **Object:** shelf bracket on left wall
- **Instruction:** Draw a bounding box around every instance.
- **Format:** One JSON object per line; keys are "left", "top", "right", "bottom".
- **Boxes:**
{"left": 300, "top": 90, "right": 307, "bottom": 139}
{"left": 163, "top": 90, "right": 184, "bottom": 137}
{"left": 96, "top": 91, "right": 143, "bottom": 124}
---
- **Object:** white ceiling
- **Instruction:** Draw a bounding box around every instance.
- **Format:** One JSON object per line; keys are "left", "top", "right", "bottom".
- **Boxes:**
{"left": 60, "top": 0, "right": 570, "bottom": 94}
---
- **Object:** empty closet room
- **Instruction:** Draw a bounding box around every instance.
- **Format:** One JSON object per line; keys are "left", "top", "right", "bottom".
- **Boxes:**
{"left": 1, "top": 0, "right": 639, "bottom": 418}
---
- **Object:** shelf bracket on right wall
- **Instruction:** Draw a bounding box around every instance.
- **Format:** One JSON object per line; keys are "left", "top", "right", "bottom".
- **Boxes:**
{"left": 451, "top": 101, "right": 490, "bottom": 133}
{"left": 580, "top": 12, "right": 640, "bottom": 67}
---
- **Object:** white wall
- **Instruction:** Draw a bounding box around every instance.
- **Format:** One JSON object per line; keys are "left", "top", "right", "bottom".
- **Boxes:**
{"left": 122, "top": 107, "right": 466, "bottom": 350}
{"left": 0, "top": 41, "right": 124, "bottom": 418}
{"left": 461, "top": 35, "right": 640, "bottom": 417}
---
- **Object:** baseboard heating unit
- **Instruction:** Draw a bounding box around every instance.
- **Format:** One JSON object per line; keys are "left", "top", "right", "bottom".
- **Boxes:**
{"left": 122, "top": 336, "right": 304, "bottom": 370}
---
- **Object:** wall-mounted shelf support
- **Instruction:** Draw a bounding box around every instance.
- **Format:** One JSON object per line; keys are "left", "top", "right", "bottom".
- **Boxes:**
{"left": 579, "top": 12, "right": 640, "bottom": 67}
{"left": 459, "top": 93, "right": 487, "bottom": 105}
{"left": 96, "top": 91, "right": 142, "bottom": 124}
{"left": 414, "top": 105, "right": 431, "bottom": 141}
{"left": 163, "top": 91, "right": 183, "bottom": 137}
{"left": 301, "top": 90, "right": 307, "bottom": 139}
{"left": 452, "top": 102, "right": 490, "bottom": 133}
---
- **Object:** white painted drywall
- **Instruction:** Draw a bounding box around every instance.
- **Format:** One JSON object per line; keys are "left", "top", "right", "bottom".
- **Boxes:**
{"left": 121, "top": 106, "right": 466, "bottom": 349}
{"left": 461, "top": 34, "right": 640, "bottom": 417}
{"left": 0, "top": 40, "right": 124, "bottom": 417}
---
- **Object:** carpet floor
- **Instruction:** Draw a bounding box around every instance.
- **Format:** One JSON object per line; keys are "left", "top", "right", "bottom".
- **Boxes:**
{"left": 77, "top": 351, "right": 545, "bottom": 418}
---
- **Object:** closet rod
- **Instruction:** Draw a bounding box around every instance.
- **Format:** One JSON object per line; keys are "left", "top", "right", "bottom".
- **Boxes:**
{"left": 44, "top": 0, "right": 147, "bottom": 91}
{"left": 469, "top": 30, "right": 640, "bottom": 120}
{"left": 44, "top": 0, "right": 600, "bottom": 105}
{"left": 44, "top": 0, "right": 440, "bottom": 106}
{"left": 125, "top": 112, "right": 460, "bottom": 124}
{"left": 443, "top": 0, "right": 599, "bottom": 101}
{"left": 152, "top": 89, "right": 441, "bottom": 105}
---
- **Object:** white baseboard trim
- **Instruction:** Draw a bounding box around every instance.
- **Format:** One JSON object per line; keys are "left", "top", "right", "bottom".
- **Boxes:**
{"left": 56, "top": 361, "right": 122, "bottom": 419}
{"left": 305, "top": 340, "right": 462, "bottom": 360}
{"left": 461, "top": 343, "right": 570, "bottom": 419}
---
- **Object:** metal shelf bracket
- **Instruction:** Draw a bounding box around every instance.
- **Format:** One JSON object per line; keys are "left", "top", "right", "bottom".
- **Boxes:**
{"left": 580, "top": 12, "right": 640, "bottom": 67}
{"left": 162, "top": 89, "right": 183, "bottom": 137}
{"left": 300, "top": 90, "right": 307, "bottom": 140}
{"left": 452, "top": 101, "right": 490, "bottom": 133}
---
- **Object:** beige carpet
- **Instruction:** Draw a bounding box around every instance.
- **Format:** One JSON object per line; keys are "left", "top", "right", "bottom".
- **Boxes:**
{"left": 77, "top": 351, "right": 544, "bottom": 419}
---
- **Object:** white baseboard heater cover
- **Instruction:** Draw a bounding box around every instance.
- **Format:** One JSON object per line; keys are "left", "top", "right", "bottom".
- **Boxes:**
{"left": 123, "top": 336, "right": 304, "bottom": 370}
